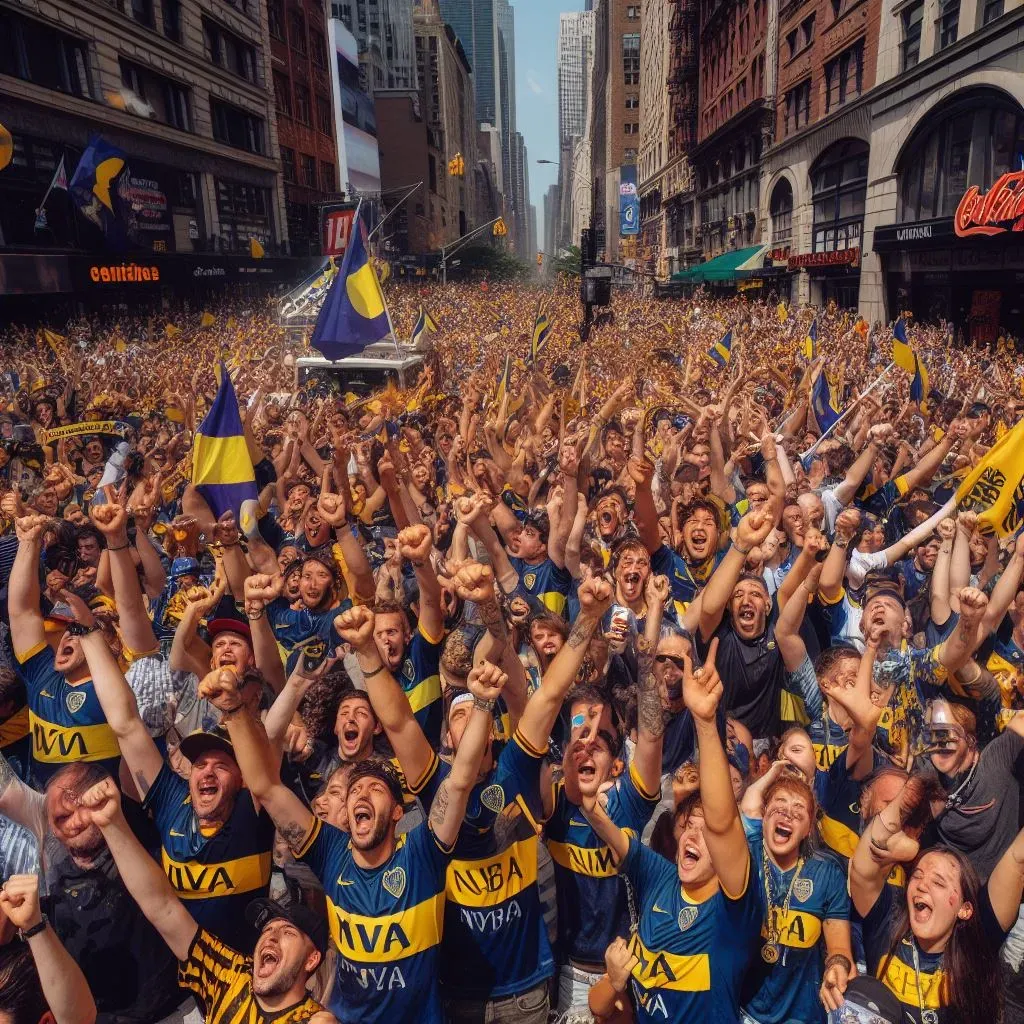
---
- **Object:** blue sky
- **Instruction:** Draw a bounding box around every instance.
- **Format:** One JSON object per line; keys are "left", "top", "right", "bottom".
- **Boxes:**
{"left": 514, "top": 0, "right": 586, "bottom": 247}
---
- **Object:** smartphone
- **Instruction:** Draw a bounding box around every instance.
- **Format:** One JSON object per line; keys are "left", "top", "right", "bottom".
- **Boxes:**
{"left": 299, "top": 638, "right": 328, "bottom": 674}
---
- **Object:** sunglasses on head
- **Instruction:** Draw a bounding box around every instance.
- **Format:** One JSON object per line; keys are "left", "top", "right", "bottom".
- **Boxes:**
{"left": 655, "top": 653, "right": 688, "bottom": 670}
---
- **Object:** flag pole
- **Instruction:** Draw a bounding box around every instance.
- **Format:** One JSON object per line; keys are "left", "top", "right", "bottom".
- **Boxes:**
{"left": 800, "top": 361, "right": 895, "bottom": 462}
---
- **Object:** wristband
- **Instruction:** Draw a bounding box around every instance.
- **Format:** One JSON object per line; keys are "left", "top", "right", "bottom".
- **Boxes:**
{"left": 361, "top": 662, "right": 387, "bottom": 679}
{"left": 67, "top": 622, "right": 101, "bottom": 637}
{"left": 20, "top": 915, "right": 47, "bottom": 941}
{"left": 733, "top": 543, "right": 751, "bottom": 555}
{"left": 834, "top": 538, "right": 850, "bottom": 549}
{"left": 107, "top": 542, "right": 130, "bottom": 552}
{"left": 472, "top": 695, "right": 496, "bottom": 712}
{"left": 246, "top": 608, "right": 265, "bottom": 621}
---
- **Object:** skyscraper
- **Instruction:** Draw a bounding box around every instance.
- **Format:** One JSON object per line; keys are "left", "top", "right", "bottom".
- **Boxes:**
{"left": 439, "top": 0, "right": 501, "bottom": 127}
{"left": 558, "top": 11, "right": 594, "bottom": 145}
{"left": 329, "top": 0, "right": 415, "bottom": 91}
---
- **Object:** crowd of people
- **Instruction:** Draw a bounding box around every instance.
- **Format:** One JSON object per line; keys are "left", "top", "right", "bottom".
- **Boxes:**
{"left": 1, "top": 278, "right": 1024, "bottom": 1024}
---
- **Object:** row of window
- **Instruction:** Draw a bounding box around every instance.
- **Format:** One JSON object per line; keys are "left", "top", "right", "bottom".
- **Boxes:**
{"left": 280, "top": 148, "right": 335, "bottom": 191}
{"left": 781, "top": 38, "right": 863, "bottom": 138}
{"left": 267, "top": 0, "right": 324, "bottom": 65}
{"left": 272, "top": 72, "right": 333, "bottom": 135}
{"left": 900, "top": 0, "right": 1004, "bottom": 70}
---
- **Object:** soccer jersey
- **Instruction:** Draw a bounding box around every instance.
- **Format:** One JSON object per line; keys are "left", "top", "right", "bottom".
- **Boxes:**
{"left": 0, "top": 703, "right": 32, "bottom": 783}
{"left": 297, "top": 816, "right": 453, "bottom": 1024}
{"left": 418, "top": 729, "right": 553, "bottom": 998}
{"left": 650, "top": 545, "right": 722, "bottom": 619}
{"left": 178, "top": 927, "right": 324, "bottom": 1024}
{"left": 397, "top": 627, "right": 444, "bottom": 749}
{"left": 545, "top": 763, "right": 659, "bottom": 965}
{"left": 509, "top": 556, "right": 572, "bottom": 616}
{"left": 16, "top": 641, "right": 120, "bottom": 786}
{"left": 144, "top": 763, "right": 274, "bottom": 952}
{"left": 620, "top": 835, "right": 762, "bottom": 1023}
{"left": 742, "top": 819, "right": 850, "bottom": 1024}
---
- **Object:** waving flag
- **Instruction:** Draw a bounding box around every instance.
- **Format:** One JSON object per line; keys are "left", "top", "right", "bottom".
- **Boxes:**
{"left": 411, "top": 306, "right": 438, "bottom": 346}
{"left": 530, "top": 301, "right": 552, "bottom": 365}
{"left": 811, "top": 369, "right": 843, "bottom": 434}
{"left": 892, "top": 318, "right": 916, "bottom": 374}
{"left": 803, "top": 318, "right": 818, "bottom": 361}
{"left": 910, "top": 351, "right": 930, "bottom": 412}
{"left": 707, "top": 328, "right": 733, "bottom": 367}
{"left": 310, "top": 214, "right": 391, "bottom": 359}
{"left": 192, "top": 365, "right": 259, "bottom": 534}
{"left": 956, "top": 417, "right": 1024, "bottom": 537}
{"left": 69, "top": 136, "right": 128, "bottom": 245}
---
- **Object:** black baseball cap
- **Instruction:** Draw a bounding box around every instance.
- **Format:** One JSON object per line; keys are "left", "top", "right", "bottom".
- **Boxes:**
{"left": 246, "top": 898, "right": 328, "bottom": 956}
{"left": 178, "top": 729, "right": 236, "bottom": 764}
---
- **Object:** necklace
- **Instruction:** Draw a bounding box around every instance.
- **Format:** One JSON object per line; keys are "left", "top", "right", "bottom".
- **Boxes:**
{"left": 941, "top": 753, "right": 979, "bottom": 812}
{"left": 909, "top": 937, "right": 941, "bottom": 1024}
{"left": 761, "top": 843, "right": 803, "bottom": 964}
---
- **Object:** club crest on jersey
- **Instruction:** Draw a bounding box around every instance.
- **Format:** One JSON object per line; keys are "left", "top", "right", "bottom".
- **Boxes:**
{"left": 382, "top": 866, "right": 406, "bottom": 899}
{"left": 66, "top": 691, "right": 87, "bottom": 715}
{"left": 480, "top": 784, "right": 505, "bottom": 813}
{"left": 793, "top": 877, "right": 814, "bottom": 903}
{"left": 677, "top": 907, "right": 698, "bottom": 932}
{"left": 402, "top": 659, "right": 414, "bottom": 681}
{"left": 524, "top": 573, "right": 537, "bottom": 590}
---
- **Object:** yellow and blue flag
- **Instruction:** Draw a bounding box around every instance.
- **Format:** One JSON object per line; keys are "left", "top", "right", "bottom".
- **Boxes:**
{"left": 803, "top": 318, "right": 818, "bottom": 361}
{"left": 411, "top": 306, "right": 438, "bottom": 346}
{"left": 956, "top": 416, "right": 1024, "bottom": 537}
{"left": 811, "top": 369, "right": 843, "bottom": 434}
{"left": 69, "top": 136, "right": 127, "bottom": 241}
{"left": 191, "top": 364, "right": 259, "bottom": 534}
{"left": 200, "top": 311, "right": 216, "bottom": 328}
{"left": 494, "top": 354, "right": 513, "bottom": 408}
{"left": 892, "top": 317, "right": 916, "bottom": 374}
{"left": 910, "top": 351, "right": 929, "bottom": 412}
{"left": 310, "top": 215, "right": 391, "bottom": 359}
{"left": 530, "top": 301, "right": 552, "bottom": 365}
{"left": 707, "top": 328, "right": 733, "bottom": 367}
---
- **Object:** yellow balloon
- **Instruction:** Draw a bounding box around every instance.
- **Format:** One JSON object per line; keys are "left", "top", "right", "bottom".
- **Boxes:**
{"left": 0, "top": 123, "right": 12, "bottom": 172}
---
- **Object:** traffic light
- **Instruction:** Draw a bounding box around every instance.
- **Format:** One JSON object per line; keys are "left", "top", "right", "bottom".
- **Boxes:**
{"left": 536, "top": 251, "right": 543, "bottom": 266}
{"left": 448, "top": 153, "right": 465, "bottom": 177}
{"left": 493, "top": 218, "right": 508, "bottom": 237}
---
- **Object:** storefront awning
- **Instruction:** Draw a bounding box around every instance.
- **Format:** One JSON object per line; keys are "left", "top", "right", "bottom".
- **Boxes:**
{"left": 670, "top": 244, "right": 766, "bottom": 284}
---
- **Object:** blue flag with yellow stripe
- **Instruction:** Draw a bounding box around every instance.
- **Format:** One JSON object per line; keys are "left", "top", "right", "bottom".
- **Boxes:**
{"left": 192, "top": 365, "right": 259, "bottom": 534}
{"left": 530, "top": 301, "right": 552, "bottom": 365}
{"left": 310, "top": 216, "right": 391, "bottom": 359}
{"left": 411, "top": 306, "right": 438, "bottom": 346}
{"left": 892, "top": 317, "right": 916, "bottom": 374}
{"left": 803, "top": 318, "right": 818, "bottom": 361}
{"left": 707, "top": 328, "right": 733, "bottom": 367}
{"left": 910, "top": 351, "right": 929, "bottom": 412}
{"left": 811, "top": 369, "right": 843, "bottom": 434}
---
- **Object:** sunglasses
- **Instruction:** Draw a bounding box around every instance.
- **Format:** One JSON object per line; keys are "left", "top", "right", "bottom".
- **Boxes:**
{"left": 655, "top": 653, "right": 688, "bottom": 670}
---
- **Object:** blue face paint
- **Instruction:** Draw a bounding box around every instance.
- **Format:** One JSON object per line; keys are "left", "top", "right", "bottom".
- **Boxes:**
{"left": 571, "top": 713, "right": 586, "bottom": 730}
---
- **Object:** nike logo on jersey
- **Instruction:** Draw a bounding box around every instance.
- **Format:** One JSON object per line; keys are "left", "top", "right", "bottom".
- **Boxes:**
{"left": 169, "top": 829, "right": 185, "bottom": 837}
{"left": 337, "top": 878, "right": 356, "bottom": 886}
{"left": 39, "top": 690, "right": 54, "bottom": 700}
{"left": 652, "top": 903, "right": 670, "bottom": 915}
{"left": 569, "top": 818, "right": 589, "bottom": 828}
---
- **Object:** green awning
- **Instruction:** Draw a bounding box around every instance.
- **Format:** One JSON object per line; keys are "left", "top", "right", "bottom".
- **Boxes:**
{"left": 671, "top": 244, "right": 765, "bottom": 284}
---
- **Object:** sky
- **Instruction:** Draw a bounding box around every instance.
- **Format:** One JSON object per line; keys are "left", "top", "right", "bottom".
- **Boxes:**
{"left": 513, "top": 0, "right": 586, "bottom": 250}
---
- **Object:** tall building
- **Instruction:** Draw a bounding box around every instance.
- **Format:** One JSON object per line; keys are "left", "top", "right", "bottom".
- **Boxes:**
{"left": 272, "top": 0, "right": 342, "bottom": 255}
{"left": 0, "top": 0, "right": 297, "bottom": 295}
{"left": 509, "top": 130, "right": 532, "bottom": 259}
{"left": 543, "top": 182, "right": 560, "bottom": 258}
{"left": 439, "top": 0, "right": 501, "bottom": 125}
{"left": 557, "top": 9, "right": 595, "bottom": 249}
{"left": 589, "top": 0, "right": 641, "bottom": 263}
{"left": 329, "top": 0, "right": 416, "bottom": 92}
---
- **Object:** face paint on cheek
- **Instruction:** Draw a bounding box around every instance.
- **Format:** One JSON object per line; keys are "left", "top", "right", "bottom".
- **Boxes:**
{"left": 571, "top": 713, "right": 586, "bottom": 730}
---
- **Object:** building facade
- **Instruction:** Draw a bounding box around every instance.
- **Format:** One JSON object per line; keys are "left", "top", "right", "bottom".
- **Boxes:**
{"left": 557, "top": 9, "right": 595, "bottom": 250}
{"left": 330, "top": 0, "right": 415, "bottom": 92}
{"left": 0, "top": 0, "right": 289, "bottom": 268}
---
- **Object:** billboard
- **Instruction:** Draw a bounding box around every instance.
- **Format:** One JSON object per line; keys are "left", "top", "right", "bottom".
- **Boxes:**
{"left": 328, "top": 19, "right": 381, "bottom": 195}
{"left": 619, "top": 165, "right": 639, "bottom": 237}
{"left": 323, "top": 205, "right": 357, "bottom": 256}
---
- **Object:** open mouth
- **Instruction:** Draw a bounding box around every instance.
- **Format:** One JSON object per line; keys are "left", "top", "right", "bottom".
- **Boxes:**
{"left": 772, "top": 823, "right": 794, "bottom": 843}
{"left": 196, "top": 781, "right": 218, "bottom": 801}
{"left": 57, "top": 642, "right": 76, "bottom": 661}
{"left": 576, "top": 758, "right": 596, "bottom": 781}
{"left": 624, "top": 571, "right": 641, "bottom": 589}
{"left": 342, "top": 725, "right": 360, "bottom": 744}
{"left": 737, "top": 605, "right": 757, "bottom": 626}
{"left": 681, "top": 843, "right": 701, "bottom": 866}
{"left": 352, "top": 802, "right": 373, "bottom": 830}
{"left": 911, "top": 897, "right": 933, "bottom": 924}
{"left": 255, "top": 945, "right": 281, "bottom": 978}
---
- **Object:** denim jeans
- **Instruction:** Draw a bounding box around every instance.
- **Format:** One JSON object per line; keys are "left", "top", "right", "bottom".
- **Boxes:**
{"left": 444, "top": 980, "right": 550, "bottom": 1024}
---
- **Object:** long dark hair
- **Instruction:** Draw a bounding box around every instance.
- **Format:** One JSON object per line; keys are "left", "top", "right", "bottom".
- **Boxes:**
{"left": 881, "top": 845, "right": 1002, "bottom": 1022}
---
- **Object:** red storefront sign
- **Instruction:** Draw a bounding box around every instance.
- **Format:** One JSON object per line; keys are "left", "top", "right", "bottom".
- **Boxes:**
{"left": 955, "top": 172, "right": 1024, "bottom": 237}
{"left": 323, "top": 208, "right": 356, "bottom": 256}
{"left": 768, "top": 246, "right": 791, "bottom": 265}
{"left": 787, "top": 247, "right": 860, "bottom": 270}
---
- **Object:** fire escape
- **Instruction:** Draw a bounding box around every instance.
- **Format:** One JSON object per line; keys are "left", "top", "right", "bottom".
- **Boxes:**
{"left": 667, "top": 0, "right": 698, "bottom": 162}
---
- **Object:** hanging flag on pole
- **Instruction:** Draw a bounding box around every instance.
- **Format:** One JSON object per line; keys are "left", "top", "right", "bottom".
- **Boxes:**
{"left": 706, "top": 328, "right": 733, "bottom": 367}
{"left": 529, "top": 299, "right": 552, "bottom": 365}
{"left": 410, "top": 306, "right": 438, "bottom": 347}
{"left": 910, "top": 351, "right": 930, "bottom": 413}
{"left": 955, "top": 417, "right": 1024, "bottom": 537}
{"left": 803, "top": 317, "right": 818, "bottom": 361}
{"left": 811, "top": 369, "right": 843, "bottom": 434}
{"left": 892, "top": 317, "right": 916, "bottom": 374}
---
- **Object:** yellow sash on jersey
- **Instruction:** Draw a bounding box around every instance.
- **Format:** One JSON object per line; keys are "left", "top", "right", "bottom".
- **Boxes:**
{"left": 446, "top": 836, "right": 538, "bottom": 907}
{"left": 881, "top": 952, "right": 945, "bottom": 1009}
{"left": 628, "top": 933, "right": 711, "bottom": 992}
{"left": 30, "top": 712, "right": 120, "bottom": 764}
{"left": 761, "top": 907, "right": 822, "bottom": 949}
{"left": 162, "top": 849, "right": 271, "bottom": 900}
{"left": 0, "top": 706, "right": 30, "bottom": 747}
{"left": 326, "top": 892, "right": 445, "bottom": 963}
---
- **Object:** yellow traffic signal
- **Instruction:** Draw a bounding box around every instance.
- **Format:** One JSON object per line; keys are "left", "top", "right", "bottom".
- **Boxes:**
{"left": 448, "top": 153, "right": 465, "bottom": 177}
{"left": 493, "top": 218, "right": 507, "bottom": 236}
{"left": 536, "top": 251, "right": 543, "bottom": 265}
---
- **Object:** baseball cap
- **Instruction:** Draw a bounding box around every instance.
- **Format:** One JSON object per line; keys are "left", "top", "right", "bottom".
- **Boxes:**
{"left": 245, "top": 898, "right": 328, "bottom": 956}
{"left": 827, "top": 976, "right": 901, "bottom": 1024}
{"left": 178, "top": 729, "right": 236, "bottom": 764}
{"left": 207, "top": 616, "right": 252, "bottom": 643}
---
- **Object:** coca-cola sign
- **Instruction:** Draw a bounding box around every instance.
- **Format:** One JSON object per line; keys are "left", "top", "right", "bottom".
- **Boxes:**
{"left": 955, "top": 172, "right": 1024, "bottom": 237}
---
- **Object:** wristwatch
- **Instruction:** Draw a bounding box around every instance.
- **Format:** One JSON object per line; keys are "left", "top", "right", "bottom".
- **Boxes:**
{"left": 636, "top": 635, "right": 652, "bottom": 655}
{"left": 20, "top": 915, "right": 47, "bottom": 940}
{"left": 66, "top": 622, "right": 101, "bottom": 637}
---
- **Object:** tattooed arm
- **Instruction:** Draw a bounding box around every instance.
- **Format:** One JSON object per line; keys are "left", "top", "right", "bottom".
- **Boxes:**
{"left": 632, "top": 575, "right": 670, "bottom": 795}
{"left": 516, "top": 577, "right": 614, "bottom": 754}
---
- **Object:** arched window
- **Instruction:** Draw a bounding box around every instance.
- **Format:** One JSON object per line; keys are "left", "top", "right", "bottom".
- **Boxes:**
{"left": 770, "top": 178, "right": 793, "bottom": 243}
{"left": 810, "top": 139, "right": 868, "bottom": 252}
{"left": 897, "top": 90, "right": 1024, "bottom": 222}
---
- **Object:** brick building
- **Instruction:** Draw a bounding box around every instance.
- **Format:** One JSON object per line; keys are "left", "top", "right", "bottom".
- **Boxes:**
{"left": 269, "top": 0, "right": 341, "bottom": 255}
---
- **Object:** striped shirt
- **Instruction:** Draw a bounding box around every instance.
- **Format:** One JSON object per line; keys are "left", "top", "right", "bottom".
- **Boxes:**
{"left": 178, "top": 927, "right": 324, "bottom": 1024}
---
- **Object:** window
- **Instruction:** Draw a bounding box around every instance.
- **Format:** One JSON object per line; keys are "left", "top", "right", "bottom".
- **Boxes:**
{"left": 626, "top": 95, "right": 639, "bottom": 109}
{"left": 897, "top": 92, "right": 1024, "bottom": 222}
{"left": 301, "top": 153, "right": 316, "bottom": 186}
{"left": 938, "top": 0, "right": 959, "bottom": 47}
{"left": 162, "top": 0, "right": 181, "bottom": 42}
{"left": 289, "top": 10, "right": 306, "bottom": 53}
{"left": 624, "top": 122, "right": 639, "bottom": 135}
{"left": 801, "top": 14, "right": 816, "bottom": 45}
{"left": 983, "top": 0, "right": 1004, "bottom": 21}
{"left": 223, "top": 0, "right": 249, "bottom": 14}
{"left": 786, "top": 29, "right": 798, "bottom": 59}
{"left": 830, "top": 0, "right": 854, "bottom": 18}
{"left": 901, "top": 0, "right": 923, "bottom": 69}
{"left": 273, "top": 72, "right": 291, "bottom": 116}
{"left": 317, "top": 95, "right": 332, "bottom": 135}
{"left": 120, "top": 59, "right": 193, "bottom": 130}
{"left": 0, "top": 9, "right": 92, "bottom": 99}
{"left": 783, "top": 78, "right": 811, "bottom": 135}
{"left": 268, "top": 0, "right": 284, "bottom": 39}
{"left": 320, "top": 161, "right": 335, "bottom": 191}
{"left": 627, "top": 4, "right": 640, "bottom": 17}
{"left": 825, "top": 39, "right": 863, "bottom": 112}
{"left": 811, "top": 139, "right": 868, "bottom": 252}
{"left": 216, "top": 179, "right": 269, "bottom": 217}
{"left": 203, "top": 18, "right": 258, "bottom": 83}
{"left": 281, "top": 146, "right": 296, "bottom": 182}
{"left": 623, "top": 32, "right": 640, "bottom": 85}
{"left": 294, "top": 84, "right": 311, "bottom": 125}
{"left": 624, "top": 147, "right": 637, "bottom": 161}
{"left": 311, "top": 33, "right": 326, "bottom": 68}
{"left": 770, "top": 178, "right": 793, "bottom": 242}
{"left": 210, "top": 99, "right": 266, "bottom": 153}
{"left": 131, "top": 0, "right": 154, "bottom": 29}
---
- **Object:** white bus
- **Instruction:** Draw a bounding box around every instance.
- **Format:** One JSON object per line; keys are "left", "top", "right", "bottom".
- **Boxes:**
{"left": 295, "top": 342, "right": 425, "bottom": 396}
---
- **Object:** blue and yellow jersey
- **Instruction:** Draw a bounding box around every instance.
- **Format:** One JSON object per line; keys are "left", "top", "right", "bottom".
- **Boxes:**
{"left": 808, "top": 715, "right": 848, "bottom": 772}
{"left": 143, "top": 763, "right": 274, "bottom": 953}
{"left": 397, "top": 627, "right": 443, "bottom": 750}
{"left": 417, "top": 729, "right": 553, "bottom": 998}
{"left": 544, "top": 764, "right": 659, "bottom": 965}
{"left": 650, "top": 545, "right": 721, "bottom": 620}
{"left": 742, "top": 819, "right": 850, "bottom": 1024}
{"left": 0, "top": 704, "right": 32, "bottom": 784}
{"left": 15, "top": 642, "right": 120, "bottom": 786}
{"left": 297, "top": 816, "right": 452, "bottom": 1024}
{"left": 620, "top": 835, "right": 762, "bottom": 1023}
{"left": 265, "top": 597, "right": 352, "bottom": 675}
{"left": 509, "top": 556, "right": 572, "bottom": 616}
{"left": 980, "top": 633, "right": 1024, "bottom": 735}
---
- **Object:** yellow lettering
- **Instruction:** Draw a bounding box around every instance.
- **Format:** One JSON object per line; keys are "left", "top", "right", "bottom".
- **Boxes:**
{"left": 627, "top": 933, "right": 711, "bottom": 992}
{"left": 327, "top": 893, "right": 444, "bottom": 964}
{"left": 447, "top": 838, "right": 537, "bottom": 907}
{"left": 30, "top": 714, "right": 119, "bottom": 764}
{"left": 161, "top": 849, "right": 270, "bottom": 899}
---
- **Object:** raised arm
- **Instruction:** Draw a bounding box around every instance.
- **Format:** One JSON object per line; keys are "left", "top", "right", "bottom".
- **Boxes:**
{"left": 428, "top": 664, "right": 508, "bottom": 850}
{"left": 397, "top": 524, "right": 444, "bottom": 642}
{"left": 823, "top": 636, "right": 883, "bottom": 781}
{"left": 986, "top": 823, "right": 1024, "bottom": 933}
{"left": 77, "top": 777, "right": 198, "bottom": 962}
{"left": 318, "top": 468, "right": 374, "bottom": 603}
{"left": 632, "top": 573, "right": 669, "bottom": 795}
{"left": 0, "top": 874, "right": 98, "bottom": 1024}
{"left": 242, "top": 572, "right": 288, "bottom": 693}
{"left": 930, "top": 518, "right": 956, "bottom": 625}
{"left": 10, "top": 516, "right": 47, "bottom": 656}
